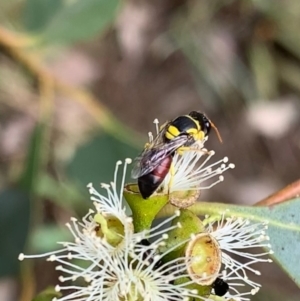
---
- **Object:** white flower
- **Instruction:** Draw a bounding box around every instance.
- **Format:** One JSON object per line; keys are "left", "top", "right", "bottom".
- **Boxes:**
{"left": 87, "top": 159, "right": 132, "bottom": 224}
{"left": 205, "top": 214, "right": 273, "bottom": 301}
{"left": 79, "top": 215, "right": 200, "bottom": 301}
{"left": 162, "top": 150, "right": 235, "bottom": 194}
{"left": 19, "top": 159, "right": 211, "bottom": 301}
{"left": 19, "top": 207, "right": 208, "bottom": 301}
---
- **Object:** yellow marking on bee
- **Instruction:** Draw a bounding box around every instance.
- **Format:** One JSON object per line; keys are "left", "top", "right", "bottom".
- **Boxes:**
{"left": 186, "top": 127, "right": 198, "bottom": 135}
{"left": 196, "top": 131, "right": 205, "bottom": 141}
{"left": 165, "top": 125, "right": 180, "bottom": 140}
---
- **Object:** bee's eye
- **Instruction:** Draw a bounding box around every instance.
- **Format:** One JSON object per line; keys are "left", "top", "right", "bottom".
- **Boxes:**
{"left": 204, "top": 121, "right": 211, "bottom": 135}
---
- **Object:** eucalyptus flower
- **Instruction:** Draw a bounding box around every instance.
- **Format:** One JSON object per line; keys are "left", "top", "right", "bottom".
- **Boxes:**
{"left": 163, "top": 209, "right": 273, "bottom": 301}
{"left": 19, "top": 208, "right": 209, "bottom": 301}
{"left": 18, "top": 122, "right": 268, "bottom": 301}
{"left": 204, "top": 213, "right": 273, "bottom": 300}
{"left": 18, "top": 160, "right": 211, "bottom": 301}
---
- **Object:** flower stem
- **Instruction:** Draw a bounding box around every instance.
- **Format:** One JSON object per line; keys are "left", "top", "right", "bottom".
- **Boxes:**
{"left": 124, "top": 184, "right": 169, "bottom": 232}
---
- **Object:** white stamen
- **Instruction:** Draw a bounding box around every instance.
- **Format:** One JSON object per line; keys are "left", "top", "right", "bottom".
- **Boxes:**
{"left": 205, "top": 213, "right": 273, "bottom": 300}
{"left": 162, "top": 150, "right": 234, "bottom": 194}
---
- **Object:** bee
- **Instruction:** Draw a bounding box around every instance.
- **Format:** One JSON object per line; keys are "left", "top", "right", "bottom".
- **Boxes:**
{"left": 131, "top": 111, "right": 222, "bottom": 199}
{"left": 212, "top": 277, "right": 229, "bottom": 297}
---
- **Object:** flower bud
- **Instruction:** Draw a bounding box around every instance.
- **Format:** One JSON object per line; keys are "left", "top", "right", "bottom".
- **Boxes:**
{"left": 159, "top": 209, "right": 205, "bottom": 261}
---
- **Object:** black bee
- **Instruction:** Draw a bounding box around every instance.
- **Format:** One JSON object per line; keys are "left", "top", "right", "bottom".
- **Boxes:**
{"left": 131, "top": 111, "right": 222, "bottom": 199}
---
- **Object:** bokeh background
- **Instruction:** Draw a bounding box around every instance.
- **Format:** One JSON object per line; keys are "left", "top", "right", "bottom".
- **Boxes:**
{"left": 0, "top": 0, "right": 299, "bottom": 300}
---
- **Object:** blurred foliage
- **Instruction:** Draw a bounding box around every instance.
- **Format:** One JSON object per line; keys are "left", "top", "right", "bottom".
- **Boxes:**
{"left": 0, "top": 189, "right": 30, "bottom": 277}
{"left": 27, "top": 0, "right": 120, "bottom": 45}
{"left": 0, "top": 0, "right": 299, "bottom": 300}
{"left": 23, "top": 0, "right": 63, "bottom": 32}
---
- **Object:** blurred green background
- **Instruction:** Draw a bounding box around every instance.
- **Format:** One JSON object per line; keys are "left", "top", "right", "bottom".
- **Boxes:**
{"left": 0, "top": 0, "right": 299, "bottom": 300}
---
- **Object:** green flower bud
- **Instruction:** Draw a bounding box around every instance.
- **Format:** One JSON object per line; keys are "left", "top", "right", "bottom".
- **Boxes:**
{"left": 159, "top": 209, "right": 205, "bottom": 261}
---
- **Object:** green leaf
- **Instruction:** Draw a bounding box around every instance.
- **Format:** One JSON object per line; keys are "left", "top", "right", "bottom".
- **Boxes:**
{"left": 174, "top": 199, "right": 300, "bottom": 287}
{"left": 67, "top": 132, "right": 138, "bottom": 188}
{"left": 38, "top": 0, "right": 120, "bottom": 45}
{"left": 23, "top": 0, "right": 64, "bottom": 31}
{"left": 0, "top": 188, "right": 30, "bottom": 277}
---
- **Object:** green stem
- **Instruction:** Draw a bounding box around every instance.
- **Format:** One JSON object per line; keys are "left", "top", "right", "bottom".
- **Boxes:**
{"left": 124, "top": 184, "right": 169, "bottom": 232}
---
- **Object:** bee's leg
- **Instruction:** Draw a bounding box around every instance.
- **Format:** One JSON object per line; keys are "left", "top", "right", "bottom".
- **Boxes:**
{"left": 177, "top": 146, "right": 211, "bottom": 156}
{"left": 176, "top": 146, "right": 188, "bottom": 156}
{"left": 167, "top": 163, "right": 175, "bottom": 194}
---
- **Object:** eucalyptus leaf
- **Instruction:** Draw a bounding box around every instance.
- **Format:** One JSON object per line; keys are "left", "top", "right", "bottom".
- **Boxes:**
{"left": 38, "top": 0, "right": 120, "bottom": 45}
{"left": 180, "top": 199, "right": 300, "bottom": 287}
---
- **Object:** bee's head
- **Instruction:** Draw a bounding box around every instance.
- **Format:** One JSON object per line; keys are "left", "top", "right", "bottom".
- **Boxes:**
{"left": 189, "top": 111, "right": 222, "bottom": 143}
{"left": 188, "top": 111, "right": 211, "bottom": 136}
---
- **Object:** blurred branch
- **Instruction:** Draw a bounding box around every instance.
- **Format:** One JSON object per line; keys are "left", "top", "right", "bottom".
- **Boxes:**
{"left": 255, "top": 179, "right": 300, "bottom": 207}
{"left": 0, "top": 26, "right": 142, "bottom": 148}
{"left": 19, "top": 261, "right": 36, "bottom": 301}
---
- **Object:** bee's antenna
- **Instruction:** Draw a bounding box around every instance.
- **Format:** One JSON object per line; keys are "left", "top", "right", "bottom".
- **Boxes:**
{"left": 210, "top": 121, "right": 223, "bottom": 143}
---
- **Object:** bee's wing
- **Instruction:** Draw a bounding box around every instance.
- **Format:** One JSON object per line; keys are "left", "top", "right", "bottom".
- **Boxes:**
{"left": 131, "top": 135, "right": 188, "bottom": 179}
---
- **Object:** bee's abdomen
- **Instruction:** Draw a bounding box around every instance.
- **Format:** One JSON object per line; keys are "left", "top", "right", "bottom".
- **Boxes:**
{"left": 152, "top": 157, "right": 172, "bottom": 177}
{"left": 138, "top": 156, "right": 172, "bottom": 199}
